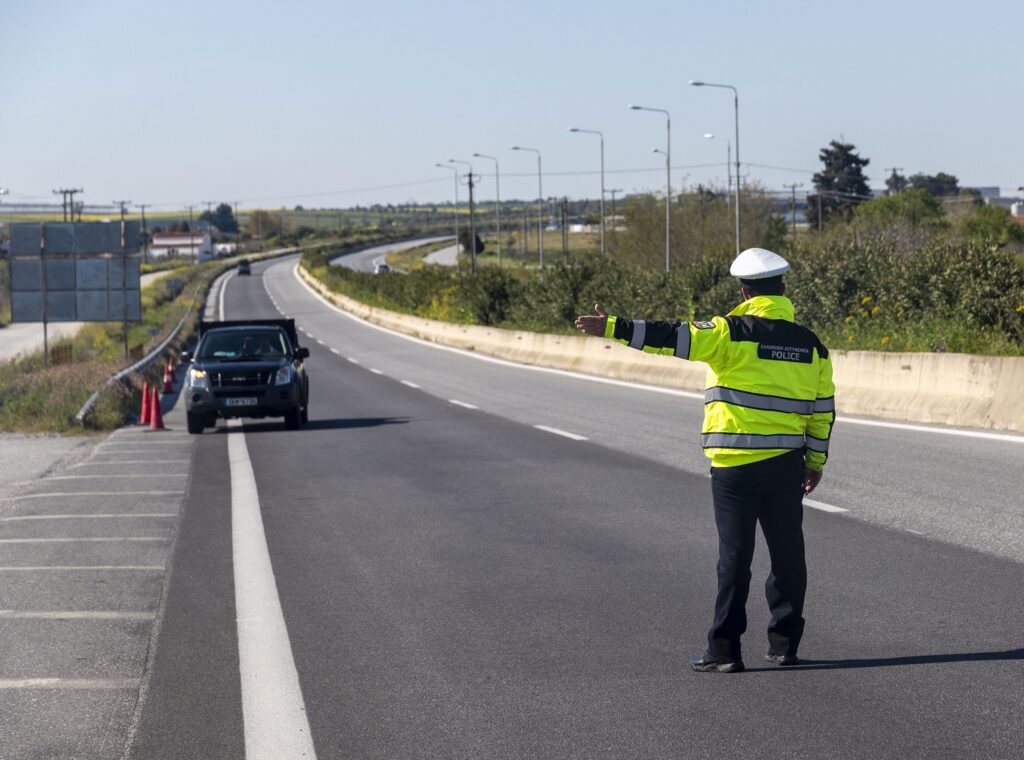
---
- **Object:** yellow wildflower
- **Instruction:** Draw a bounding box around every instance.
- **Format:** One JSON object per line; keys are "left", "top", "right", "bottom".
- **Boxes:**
{"left": 861, "top": 295, "right": 872, "bottom": 305}
{"left": 871, "top": 306, "right": 881, "bottom": 315}
{"left": 1016, "top": 304, "right": 1024, "bottom": 313}
{"left": 844, "top": 315, "right": 854, "bottom": 323}
{"left": 880, "top": 335, "right": 890, "bottom": 346}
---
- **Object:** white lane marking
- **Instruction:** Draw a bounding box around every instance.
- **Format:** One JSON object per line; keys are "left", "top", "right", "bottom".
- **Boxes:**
{"left": 330, "top": 348, "right": 340, "bottom": 355}
{"left": 0, "top": 610, "right": 154, "bottom": 620}
{"left": 906, "top": 528, "right": 924, "bottom": 535}
{"left": 43, "top": 474, "right": 187, "bottom": 480}
{"left": 0, "top": 514, "right": 175, "bottom": 522}
{"left": 534, "top": 425, "right": 588, "bottom": 441}
{"left": 73, "top": 460, "right": 191, "bottom": 465}
{"left": 803, "top": 498, "right": 849, "bottom": 514}
{"left": 316, "top": 339, "right": 326, "bottom": 346}
{"left": 400, "top": 380, "right": 421, "bottom": 389}
{"left": 0, "top": 537, "right": 167, "bottom": 544}
{"left": 835, "top": 416, "right": 1024, "bottom": 444}
{"left": 0, "top": 566, "right": 164, "bottom": 571}
{"left": 369, "top": 368, "right": 383, "bottom": 375}
{"left": 227, "top": 419, "right": 318, "bottom": 759}
{"left": 0, "top": 678, "right": 140, "bottom": 690}
{"left": 219, "top": 270, "right": 234, "bottom": 321}
{"left": 449, "top": 399, "right": 479, "bottom": 410}
{"left": 293, "top": 263, "right": 1024, "bottom": 444}
{"left": 346, "top": 357, "right": 359, "bottom": 364}
{"left": 2, "top": 491, "right": 183, "bottom": 501}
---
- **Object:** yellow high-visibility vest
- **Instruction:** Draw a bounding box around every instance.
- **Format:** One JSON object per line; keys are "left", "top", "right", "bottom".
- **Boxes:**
{"left": 605, "top": 295, "right": 835, "bottom": 469}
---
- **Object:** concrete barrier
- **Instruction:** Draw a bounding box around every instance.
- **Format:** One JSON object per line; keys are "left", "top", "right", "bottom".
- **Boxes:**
{"left": 299, "top": 266, "right": 1024, "bottom": 433}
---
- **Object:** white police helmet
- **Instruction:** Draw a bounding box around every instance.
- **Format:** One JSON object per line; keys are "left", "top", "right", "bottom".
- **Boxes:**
{"left": 730, "top": 248, "right": 790, "bottom": 280}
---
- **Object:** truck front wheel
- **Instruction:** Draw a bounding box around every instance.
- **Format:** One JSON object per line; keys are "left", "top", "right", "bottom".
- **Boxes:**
{"left": 284, "top": 407, "right": 301, "bottom": 430}
{"left": 187, "top": 412, "right": 204, "bottom": 435}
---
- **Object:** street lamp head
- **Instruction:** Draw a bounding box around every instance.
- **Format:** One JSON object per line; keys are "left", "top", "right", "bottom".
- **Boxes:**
{"left": 628, "top": 104, "right": 642, "bottom": 110}
{"left": 472, "top": 153, "right": 483, "bottom": 157}
{"left": 689, "top": 80, "right": 704, "bottom": 86}
{"left": 704, "top": 133, "right": 714, "bottom": 139}
{"left": 568, "top": 127, "right": 579, "bottom": 132}
{"left": 651, "top": 147, "right": 662, "bottom": 154}
{"left": 510, "top": 145, "right": 521, "bottom": 150}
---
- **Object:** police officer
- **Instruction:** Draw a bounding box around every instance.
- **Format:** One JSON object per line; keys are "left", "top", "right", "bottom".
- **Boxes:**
{"left": 574, "top": 248, "right": 835, "bottom": 673}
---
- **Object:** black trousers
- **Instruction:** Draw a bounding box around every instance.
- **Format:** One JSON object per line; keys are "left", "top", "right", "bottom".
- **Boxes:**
{"left": 706, "top": 448, "right": 807, "bottom": 660}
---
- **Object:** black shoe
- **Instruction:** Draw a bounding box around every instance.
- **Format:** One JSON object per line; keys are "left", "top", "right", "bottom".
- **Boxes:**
{"left": 764, "top": 652, "right": 800, "bottom": 666}
{"left": 690, "top": 654, "right": 745, "bottom": 673}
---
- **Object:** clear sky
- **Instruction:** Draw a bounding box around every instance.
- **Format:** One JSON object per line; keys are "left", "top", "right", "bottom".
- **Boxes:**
{"left": 2, "top": 0, "right": 1021, "bottom": 211}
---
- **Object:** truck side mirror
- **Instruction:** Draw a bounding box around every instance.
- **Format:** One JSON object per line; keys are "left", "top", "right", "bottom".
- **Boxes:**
{"left": 295, "top": 347, "right": 310, "bottom": 360}
{"left": 180, "top": 350, "right": 192, "bottom": 363}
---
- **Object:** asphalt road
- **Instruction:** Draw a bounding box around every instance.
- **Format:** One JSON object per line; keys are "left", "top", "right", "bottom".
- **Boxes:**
{"left": 4, "top": 242, "right": 1020, "bottom": 758}
{"left": 123, "top": 251, "right": 1023, "bottom": 759}
{"left": 331, "top": 236, "right": 452, "bottom": 272}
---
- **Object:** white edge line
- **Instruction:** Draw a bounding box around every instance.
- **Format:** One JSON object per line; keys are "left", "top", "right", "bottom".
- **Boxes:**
{"left": 449, "top": 399, "right": 478, "bottom": 409}
{"left": 0, "top": 538, "right": 169, "bottom": 544}
{"left": 803, "top": 498, "right": 849, "bottom": 514}
{"left": 292, "top": 263, "right": 1024, "bottom": 445}
{"left": 227, "top": 420, "right": 317, "bottom": 757}
{"left": 2, "top": 491, "right": 183, "bottom": 501}
{"left": 534, "top": 424, "right": 588, "bottom": 441}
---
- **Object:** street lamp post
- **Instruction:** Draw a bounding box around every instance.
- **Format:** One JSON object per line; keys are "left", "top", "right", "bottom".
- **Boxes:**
{"left": 473, "top": 152, "right": 502, "bottom": 268}
{"left": 690, "top": 80, "right": 740, "bottom": 255}
{"left": 630, "top": 105, "right": 671, "bottom": 271}
{"left": 568, "top": 127, "right": 605, "bottom": 255}
{"left": 449, "top": 159, "right": 477, "bottom": 274}
{"left": 511, "top": 146, "right": 544, "bottom": 268}
{"left": 435, "top": 163, "right": 459, "bottom": 258}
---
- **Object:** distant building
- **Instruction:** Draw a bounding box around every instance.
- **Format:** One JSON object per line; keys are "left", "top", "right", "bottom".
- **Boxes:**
{"left": 149, "top": 231, "right": 213, "bottom": 261}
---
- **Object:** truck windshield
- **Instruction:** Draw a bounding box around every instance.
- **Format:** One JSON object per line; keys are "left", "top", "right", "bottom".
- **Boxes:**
{"left": 198, "top": 330, "right": 289, "bottom": 360}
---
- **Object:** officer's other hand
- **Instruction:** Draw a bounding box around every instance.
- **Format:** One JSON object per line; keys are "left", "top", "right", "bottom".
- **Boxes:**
{"left": 802, "top": 468, "right": 822, "bottom": 495}
{"left": 575, "top": 304, "right": 608, "bottom": 337}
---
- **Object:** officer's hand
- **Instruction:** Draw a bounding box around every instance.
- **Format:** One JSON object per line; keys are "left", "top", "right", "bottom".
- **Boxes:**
{"left": 803, "top": 468, "right": 822, "bottom": 495}
{"left": 575, "top": 304, "right": 608, "bottom": 337}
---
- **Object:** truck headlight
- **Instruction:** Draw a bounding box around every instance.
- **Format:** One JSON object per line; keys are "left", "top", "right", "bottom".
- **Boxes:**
{"left": 274, "top": 366, "right": 292, "bottom": 386}
{"left": 188, "top": 368, "right": 209, "bottom": 390}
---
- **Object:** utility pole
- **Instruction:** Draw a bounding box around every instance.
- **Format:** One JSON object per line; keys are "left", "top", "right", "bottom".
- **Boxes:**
{"left": 784, "top": 183, "right": 803, "bottom": 239}
{"left": 884, "top": 167, "right": 904, "bottom": 196}
{"left": 136, "top": 203, "right": 150, "bottom": 265}
{"left": 186, "top": 205, "right": 196, "bottom": 260}
{"left": 113, "top": 200, "right": 131, "bottom": 222}
{"left": 52, "top": 188, "right": 83, "bottom": 222}
{"left": 465, "top": 171, "right": 478, "bottom": 275}
{"left": 561, "top": 197, "right": 569, "bottom": 263}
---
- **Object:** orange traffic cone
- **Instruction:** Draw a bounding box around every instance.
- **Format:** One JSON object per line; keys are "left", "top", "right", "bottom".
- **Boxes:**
{"left": 168, "top": 351, "right": 177, "bottom": 371}
{"left": 140, "top": 381, "right": 151, "bottom": 425}
{"left": 162, "top": 362, "right": 174, "bottom": 394}
{"left": 149, "top": 386, "right": 165, "bottom": 431}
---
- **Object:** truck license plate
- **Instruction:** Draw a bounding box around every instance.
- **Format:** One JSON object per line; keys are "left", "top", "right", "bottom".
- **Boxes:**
{"left": 224, "top": 397, "right": 258, "bottom": 407}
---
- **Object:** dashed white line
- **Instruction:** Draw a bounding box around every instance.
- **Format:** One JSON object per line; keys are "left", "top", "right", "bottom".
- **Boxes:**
{"left": 369, "top": 368, "right": 383, "bottom": 375}
{"left": 449, "top": 399, "right": 479, "bottom": 410}
{"left": 0, "top": 513, "right": 175, "bottom": 522}
{"left": 400, "top": 380, "right": 421, "bottom": 389}
{"left": 43, "top": 474, "right": 186, "bottom": 480}
{"left": 906, "top": 528, "right": 924, "bottom": 535}
{"left": 0, "top": 566, "right": 164, "bottom": 572}
{"left": 534, "top": 425, "right": 588, "bottom": 441}
{"left": 316, "top": 339, "right": 326, "bottom": 346}
{"left": 3, "top": 491, "right": 183, "bottom": 501}
{"left": 0, "top": 610, "right": 155, "bottom": 620}
{"left": 346, "top": 357, "right": 359, "bottom": 364}
{"left": 0, "top": 537, "right": 168, "bottom": 544}
{"left": 803, "top": 498, "right": 849, "bottom": 514}
{"left": 0, "top": 678, "right": 140, "bottom": 690}
{"left": 330, "top": 348, "right": 341, "bottom": 355}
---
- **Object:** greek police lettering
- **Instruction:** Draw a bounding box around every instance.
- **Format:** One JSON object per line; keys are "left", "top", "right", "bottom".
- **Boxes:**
{"left": 757, "top": 343, "right": 812, "bottom": 363}
{"left": 694, "top": 321, "right": 715, "bottom": 330}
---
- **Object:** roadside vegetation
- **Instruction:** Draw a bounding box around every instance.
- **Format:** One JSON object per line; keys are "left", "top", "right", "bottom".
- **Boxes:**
{"left": 303, "top": 140, "right": 1024, "bottom": 356}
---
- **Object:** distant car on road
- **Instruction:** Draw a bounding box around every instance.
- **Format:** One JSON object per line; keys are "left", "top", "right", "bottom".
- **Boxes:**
{"left": 237, "top": 258, "right": 251, "bottom": 275}
{"left": 373, "top": 262, "right": 390, "bottom": 274}
{"left": 182, "top": 319, "right": 310, "bottom": 434}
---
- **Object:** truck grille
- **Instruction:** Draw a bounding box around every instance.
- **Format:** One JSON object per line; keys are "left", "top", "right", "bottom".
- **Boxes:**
{"left": 213, "top": 370, "right": 274, "bottom": 387}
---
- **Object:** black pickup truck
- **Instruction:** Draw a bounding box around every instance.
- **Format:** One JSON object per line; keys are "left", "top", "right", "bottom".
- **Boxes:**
{"left": 182, "top": 319, "right": 310, "bottom": 434}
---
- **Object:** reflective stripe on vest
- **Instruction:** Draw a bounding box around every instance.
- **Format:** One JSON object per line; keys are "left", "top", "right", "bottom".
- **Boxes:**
{"left": 705, "top": 386, "right": 814, "bottom": 415}
{"left": 813, "top": 397, "right": 835, "bottom": 413}
{"left": 805, "top": 436, "right": 830, "bottom": 453}
{"left": 675, "top": 323, "right": 691, "bottom": 359}
{"left": 628, "top": 320, "right": 646, "bottom": 350}
{"left": 700, "top": 432, "right": 808, "bottom": 450}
